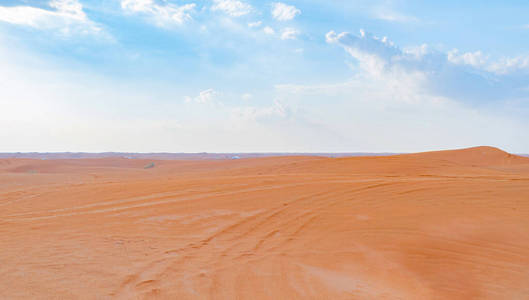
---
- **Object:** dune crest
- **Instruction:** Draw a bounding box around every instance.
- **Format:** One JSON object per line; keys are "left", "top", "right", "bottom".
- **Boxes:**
{"left": 404, "top": 146, "right": 529, "bottom": 167}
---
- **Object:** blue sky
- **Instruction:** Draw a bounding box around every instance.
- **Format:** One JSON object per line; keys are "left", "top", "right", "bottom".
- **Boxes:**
{"left": 1, "top": 0, "right": 529, "bottom": 153}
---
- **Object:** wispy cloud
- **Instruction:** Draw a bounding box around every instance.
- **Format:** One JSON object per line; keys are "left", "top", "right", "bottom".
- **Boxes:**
{"left": 0, "top": 0, "right": 103, "bottom": 36}
{"left": 121, "top": 0, "right": 196, "bottom": 27}
{"left": 329, "top": 29, "right": 529, "bottom": 105}
{"left": 447, "top": 49, "right": 488, "bottom": 68}
{"left": 248, "top": 21, "right": 262, "bottom": 28}
{"left": 326, "top": 30, "right": 529, "bottom": 104}
{"left": 263, "top": 26, "right": 275, "bottom": 35}
{"left": 447, "top": 49, "right": 529, "bottom": 75}
{"left": 281, "top": 27, "right": 299, "bottom": 40}
{"left": 211, "top": 0, "right": 252, "bottom": 17}
{"left": 271, "top": 2, "right": 301, "bottom": 21}
{"left": 185, "top": 89, "right": 221, "bottom": 105}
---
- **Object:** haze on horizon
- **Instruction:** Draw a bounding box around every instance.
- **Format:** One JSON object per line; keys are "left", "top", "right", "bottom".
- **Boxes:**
{"left": 1, "top": 0, "right": 528, "bottom": 153}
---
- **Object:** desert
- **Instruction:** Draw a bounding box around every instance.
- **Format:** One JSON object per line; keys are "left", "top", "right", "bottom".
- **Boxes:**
{"left": 2, "top": 146, "right": 529, "bottom": 299}
{"left": 2, "top": 0, "right": 529, "bottom": 298}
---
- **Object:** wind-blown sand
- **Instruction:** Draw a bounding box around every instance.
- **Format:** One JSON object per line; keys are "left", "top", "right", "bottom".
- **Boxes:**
{"left": 1, "top": 146, "right": 529, "bottom": 299}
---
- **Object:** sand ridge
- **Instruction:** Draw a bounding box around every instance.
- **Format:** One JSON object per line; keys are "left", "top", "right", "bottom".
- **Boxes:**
{"left": 1, "top": 146, "right": 529, "bottom": 299}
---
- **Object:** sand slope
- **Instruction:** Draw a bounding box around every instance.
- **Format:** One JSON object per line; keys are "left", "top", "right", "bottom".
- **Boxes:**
{"left": 1, "top": 147, "right": 529, "bottom": 299}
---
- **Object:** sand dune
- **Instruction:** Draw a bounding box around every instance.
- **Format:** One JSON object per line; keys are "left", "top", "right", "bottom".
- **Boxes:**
{"left": 1, "top": 146, "right": 529, "bottom": 299}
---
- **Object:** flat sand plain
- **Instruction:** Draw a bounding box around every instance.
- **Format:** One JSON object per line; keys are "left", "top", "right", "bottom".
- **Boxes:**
{"left": 1, "top": 146, "right": 529, "bottom": 299}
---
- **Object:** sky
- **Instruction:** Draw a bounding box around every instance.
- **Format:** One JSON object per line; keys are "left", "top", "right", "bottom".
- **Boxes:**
{"left": 1, "top": 0, "right": 529, "bottom": 153}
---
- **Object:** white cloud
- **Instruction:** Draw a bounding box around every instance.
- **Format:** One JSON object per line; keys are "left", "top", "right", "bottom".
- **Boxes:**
{"left": 0, "top": 0, "right": 103, "bottom": 36}
{"left": 488, "top": 56, "right": 529, "bottom": 75}
{"left": 185, "top": 89, "right": 221, "bottom": 104}
{"left": 211, "top": 0, "right": 252, "bottom": 17}
{"left": 325, "top": 30, "right": 339, "bottom": 43}
{"left": 263, "top": 26, "right": 275, "bottom": 35}
{"left": 280, "top": 27, "right": 299, "bottom": 40}
{"left": 248, "top": 21, "right": 262, "bottom": 28}
{"left": 447, "top": 49, "right": 529, "bottom": 75}
{"left": 326, "top": 29, "right": 529, "bottom": 104}
{"left": 121, "top": 0, "right": 196, "bottom": 26}
{"left": 326, "top": 29, "right": 401, "bottom": 77}
{"left": 447, "top": 49, "right": 488, "bottom": 68}
{"left": 271, "top": 2, "right": 300, "bottom": 21}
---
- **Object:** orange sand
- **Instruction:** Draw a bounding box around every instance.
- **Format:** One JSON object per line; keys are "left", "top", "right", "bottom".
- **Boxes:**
{"left": 1, "top": 146, "right": 529, "bottom": 299}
